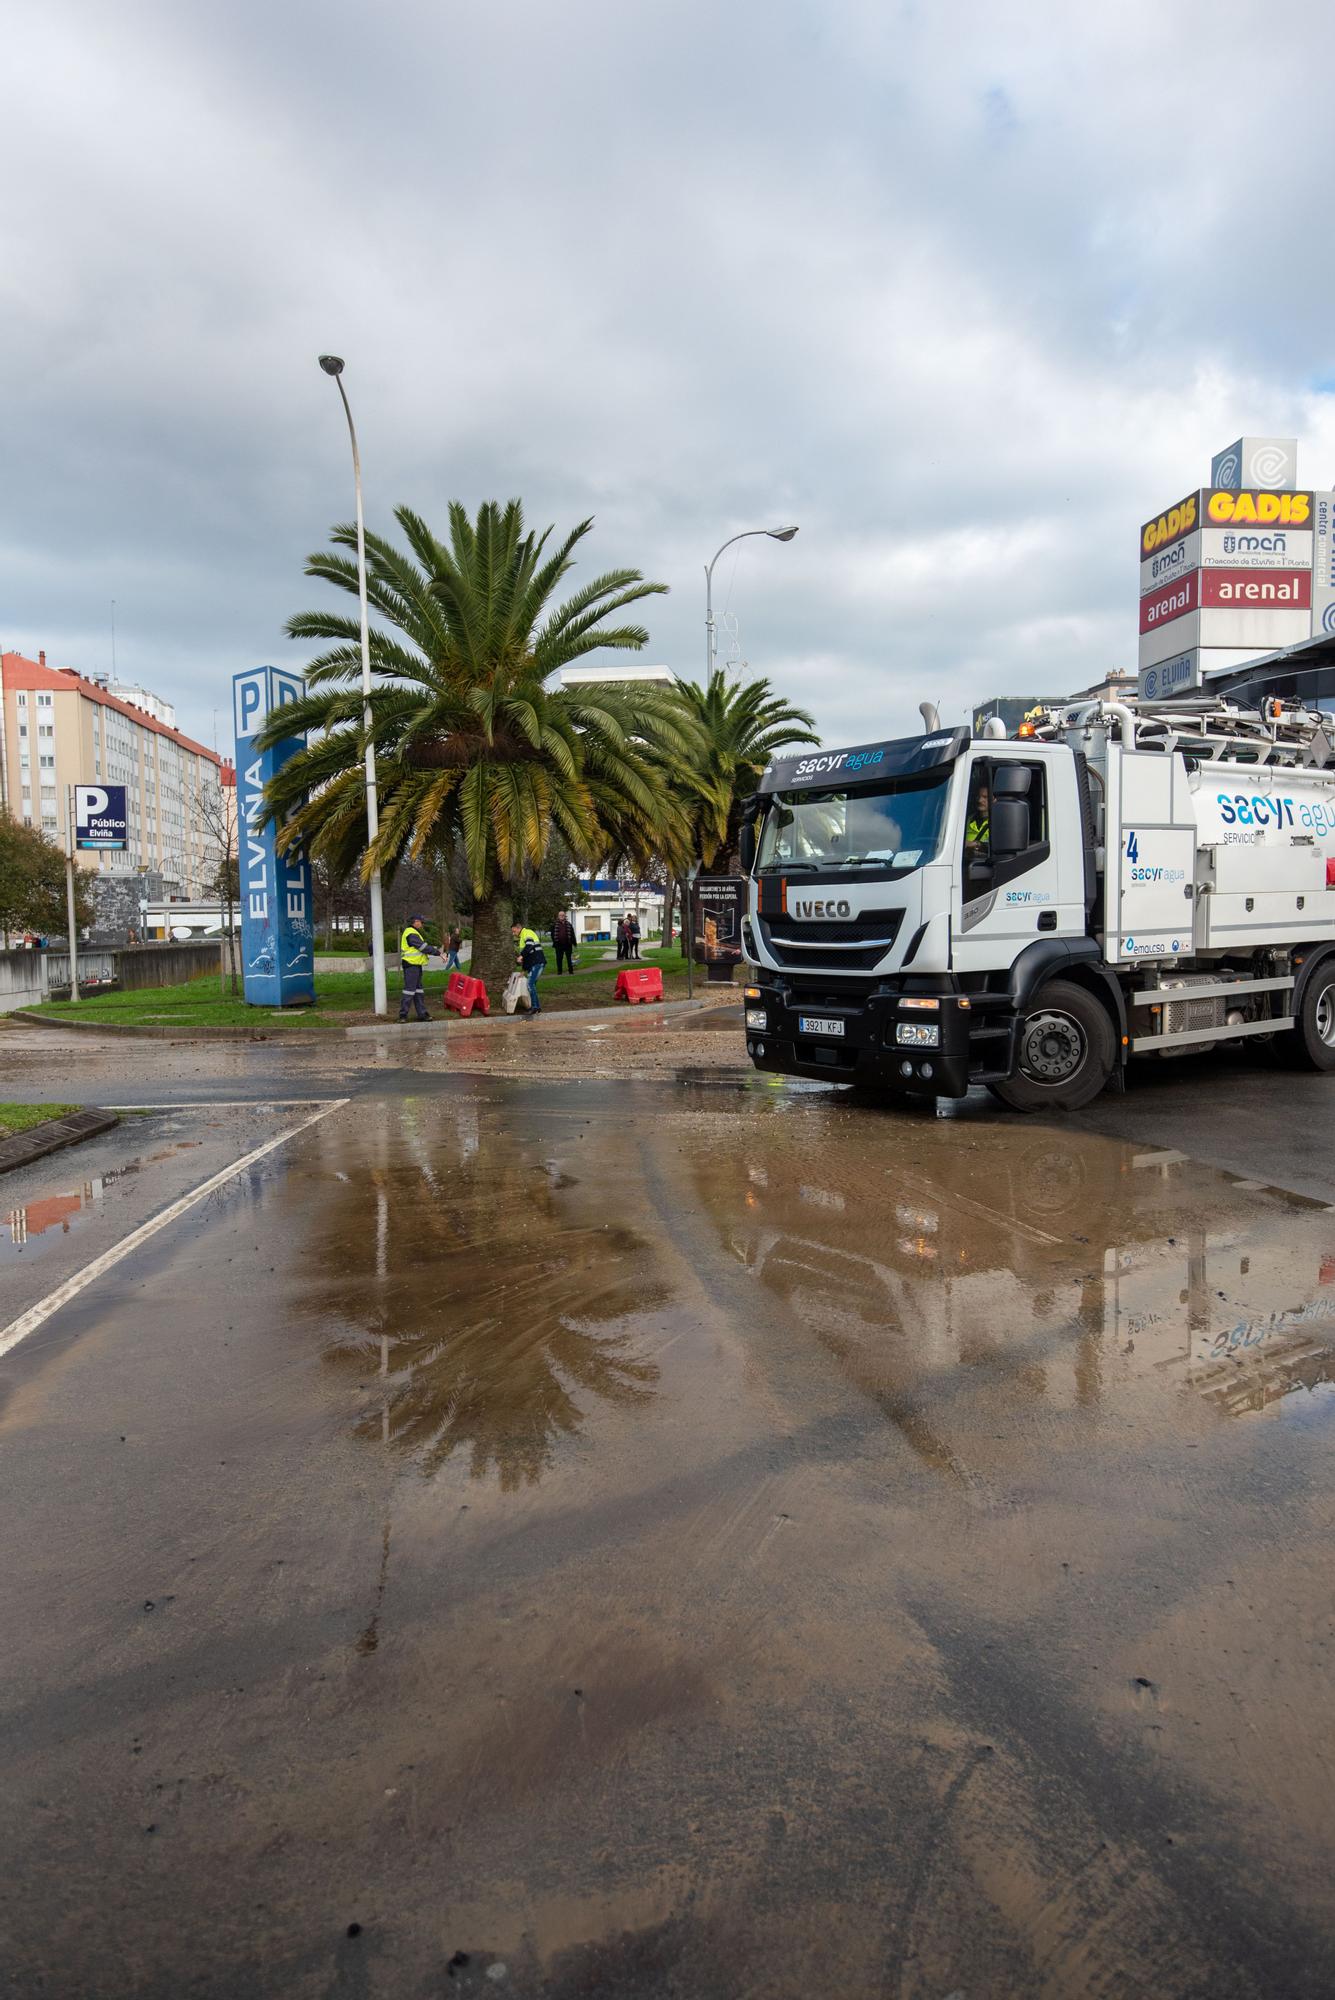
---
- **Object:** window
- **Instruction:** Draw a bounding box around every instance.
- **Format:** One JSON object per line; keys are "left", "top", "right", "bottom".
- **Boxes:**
{"left": 37, "top": 692, "right": 52, "bottom": 708}
{"left": 39, "top": 754, "right": 55, "bottom": 770}
{"left": 38, "top": 724, "right": 53, "bottom": 739}
{"left": 18, "top": 723, "right": 26, "bottom": 738}
{"left": 758, "top": 766, "right": 954, "bottom": 878}
{"left": 961, "top": 760, "right": 1048, "bottom": 891}
{"left": 16, "top": 692, "right": 26, "bottom": 707}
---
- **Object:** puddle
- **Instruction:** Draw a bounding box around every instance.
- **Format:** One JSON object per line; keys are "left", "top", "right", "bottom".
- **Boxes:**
{"left": 291, "top": 1100, "right": 668, "bottom": 1487}
{"left": 3, "top": 1161, "right": 141, "bottom": 1257}
{"left": 678, "top": 1109, "right": 1335, "bottom": 1443}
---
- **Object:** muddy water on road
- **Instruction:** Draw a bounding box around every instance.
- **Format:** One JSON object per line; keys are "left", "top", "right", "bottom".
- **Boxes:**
{"left": 3, "top": 1078, "right": 1334, "bottom": 1998}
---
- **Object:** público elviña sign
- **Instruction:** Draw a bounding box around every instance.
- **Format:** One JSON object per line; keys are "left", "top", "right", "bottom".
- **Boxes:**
{"left": 232, "top": 666, "right": 314, "bottom": 1008}
{"left": 74, "top": 784, "right": 127, "bottom": 850}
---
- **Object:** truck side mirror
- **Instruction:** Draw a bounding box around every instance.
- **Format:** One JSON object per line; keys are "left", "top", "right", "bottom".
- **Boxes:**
{"left": 990, "top": 797, "right": 1029, "bottom": 858}
{"left": 739, "top": 820, "right": 757, "bottom": 873}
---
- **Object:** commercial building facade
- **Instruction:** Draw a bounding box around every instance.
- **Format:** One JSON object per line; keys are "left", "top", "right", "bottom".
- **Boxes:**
{"left": 0, "top": 650, "right": 225, "bottom": 899}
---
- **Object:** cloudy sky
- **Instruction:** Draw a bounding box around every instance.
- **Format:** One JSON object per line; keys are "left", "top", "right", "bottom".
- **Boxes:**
{"left": 6, "top": 0, "right": 1335, "bottom": 754}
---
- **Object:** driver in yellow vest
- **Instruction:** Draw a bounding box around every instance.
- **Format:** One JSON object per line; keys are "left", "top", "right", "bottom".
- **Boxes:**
{"left": 398, "top": 913, "right": 440, "bottom": 1022}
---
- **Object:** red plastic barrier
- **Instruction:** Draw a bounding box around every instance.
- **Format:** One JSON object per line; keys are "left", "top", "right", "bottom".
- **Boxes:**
{"left": 444, "top": 972, "right": 490, "bottom": 1017}
{"left": 615, "top": 965, "right": 664, "bottom": 1004}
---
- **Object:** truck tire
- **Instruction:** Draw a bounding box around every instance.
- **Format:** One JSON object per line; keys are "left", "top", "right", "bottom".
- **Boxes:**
{"left": 989, "top": 979, "right": 1115, "bottom": 1113}
{"left": 1290, "top": 962, "right": 1335, "bottom": 1072}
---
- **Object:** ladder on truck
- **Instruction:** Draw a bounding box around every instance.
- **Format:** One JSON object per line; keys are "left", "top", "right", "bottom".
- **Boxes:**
{"left": 1038, "top": 695, "right": 1335, "bottom": 769}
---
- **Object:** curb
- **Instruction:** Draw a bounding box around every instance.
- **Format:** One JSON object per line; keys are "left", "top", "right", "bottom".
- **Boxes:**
{"left": 343, "top": 995, "right": 728, "bottom": 1039}
{"left": 9, "top": 1011, "right": 327, "bottom": 1043}
{"left": 11, "top": 991, "right": 738, "bottom": 1044}
{"left": 0, "top": 1108, "right": 120, "bottom": 1176}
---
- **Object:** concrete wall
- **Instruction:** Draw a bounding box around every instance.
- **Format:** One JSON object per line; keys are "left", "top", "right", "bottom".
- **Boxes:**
{"left": 0, "top": 939, "right": 221, "bottom": 1010}
{"left": 0, "top": 951, "right": 45, "bottom": 1013}
{"left": 116, "top": 942, "right": 221, "bottom": 989}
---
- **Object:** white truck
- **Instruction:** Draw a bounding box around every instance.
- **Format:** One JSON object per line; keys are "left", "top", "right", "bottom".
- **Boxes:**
{"left": 739, "top": 696, "right": 1335, "bottom": 1110}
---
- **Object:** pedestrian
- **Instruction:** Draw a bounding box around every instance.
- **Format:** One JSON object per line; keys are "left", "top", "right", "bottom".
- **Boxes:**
{"left": 615, "top": 916, "right": 629, "bottom": 961}
{"left": 552, "top": 908, "right": 576, "bottom": 975}
{"left": 513, "top": 920, "right": 546, "bottom": 1016}
{"left": 629, "top": 914, "right": 641, "bottom": 959}
{"left": 444, "top": 925, "right": 463, "bottom": 972}
{"left": 397, "top": 912, "right": 440, "bottom": 1022}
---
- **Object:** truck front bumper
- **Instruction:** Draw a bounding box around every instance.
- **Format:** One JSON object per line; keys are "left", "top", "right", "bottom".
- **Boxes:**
{"left": 743, "top": 978, "right": 975, "bottom": 1098}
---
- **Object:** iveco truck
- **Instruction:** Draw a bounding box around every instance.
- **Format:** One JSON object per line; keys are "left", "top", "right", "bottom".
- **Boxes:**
{"left": 739, "top": 696, "right": 1335, "bottom": 1110}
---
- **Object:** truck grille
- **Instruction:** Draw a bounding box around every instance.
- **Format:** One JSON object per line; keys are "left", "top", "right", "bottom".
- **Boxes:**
{"left": 759, "top": 909, "right": 902, "bottom": 971}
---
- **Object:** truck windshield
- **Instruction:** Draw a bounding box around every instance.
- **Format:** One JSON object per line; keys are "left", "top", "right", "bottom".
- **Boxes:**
{"left": 757, "top": 767, "right": 953, "bottom": 875}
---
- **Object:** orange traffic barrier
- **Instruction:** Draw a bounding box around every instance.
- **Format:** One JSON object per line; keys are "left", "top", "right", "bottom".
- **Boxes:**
{"left": 615, "top": 965, "right": 664, "bottom": 1004}
{"left": 444, "top": 972, "right": 490, "bottom": 1017}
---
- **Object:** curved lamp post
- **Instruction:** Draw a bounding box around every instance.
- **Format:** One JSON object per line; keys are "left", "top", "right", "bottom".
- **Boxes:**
{"left": 318, "top": 355, "right": 388, "bottom": 1017}
{"left": 704, "top": 524, "right": 798, "bottom": 678}
{"left": 688, "top": 525, "right": 799, "bottom": 998}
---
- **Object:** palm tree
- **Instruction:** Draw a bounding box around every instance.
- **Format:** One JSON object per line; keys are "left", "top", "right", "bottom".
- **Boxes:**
{"left": 257, "top": 500, "right": 692, "bottom": 993}
{"left": 667, "top": 669, "right": 820, "bottom": 869}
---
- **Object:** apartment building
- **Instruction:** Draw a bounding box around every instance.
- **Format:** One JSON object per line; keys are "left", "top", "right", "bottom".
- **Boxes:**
{"left": 0, "top": 650, "right": 225, "bottom": 898}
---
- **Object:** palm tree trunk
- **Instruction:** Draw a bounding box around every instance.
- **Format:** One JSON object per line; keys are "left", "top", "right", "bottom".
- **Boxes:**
{"left": 469, "top": 890, "right": 514, "bottom": 1000}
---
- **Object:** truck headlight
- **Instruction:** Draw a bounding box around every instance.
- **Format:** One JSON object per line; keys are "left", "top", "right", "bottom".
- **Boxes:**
{"left": 746, "top": 1008, "right": 767, "bottom": 1029}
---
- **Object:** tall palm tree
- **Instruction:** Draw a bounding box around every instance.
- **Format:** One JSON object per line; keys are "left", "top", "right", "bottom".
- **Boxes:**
{"left": 668, "top": 667, "right": 820, "bottom": 872}
{"left": 257, "top": 500, "right": 692, "bottom": 993}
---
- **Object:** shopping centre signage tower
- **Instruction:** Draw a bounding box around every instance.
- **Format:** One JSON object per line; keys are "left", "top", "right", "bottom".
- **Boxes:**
{"left": 1139, "top": 437, "right": 1335, "bottom": 700}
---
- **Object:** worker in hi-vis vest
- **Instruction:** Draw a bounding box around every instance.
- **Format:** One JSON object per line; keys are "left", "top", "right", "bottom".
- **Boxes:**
{"left": 398, "top": 914, "right": 440, "bottom": 1022}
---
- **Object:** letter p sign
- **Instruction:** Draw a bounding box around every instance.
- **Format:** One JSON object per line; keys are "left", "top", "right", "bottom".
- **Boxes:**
{"left": 233, "top": 668, "right": 268, "bottom": 743}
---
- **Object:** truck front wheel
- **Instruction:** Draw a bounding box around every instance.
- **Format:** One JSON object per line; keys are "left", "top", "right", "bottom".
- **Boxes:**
{"left": 989, "top": 980, "right": 1114, "bottom": 1113}
{"left": 1290, "top": 963, "right": 1335, "bottom": 1073}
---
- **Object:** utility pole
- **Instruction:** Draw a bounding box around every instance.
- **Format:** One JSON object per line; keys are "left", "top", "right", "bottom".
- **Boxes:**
{"left": 64, "top": 787, "right": 80, "bottom": 1004}
{"left": 318, "top": 355, "right": 389, "bottom": 1016}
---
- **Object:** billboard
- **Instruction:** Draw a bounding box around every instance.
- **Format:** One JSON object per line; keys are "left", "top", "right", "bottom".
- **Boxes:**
{"left": 1202, "top": 526, "right": 1312, "bottom": 570}
{"left": 1140, "top": 489, "right": 1199, "bottom": 558}
{"left": 1140, "top": 569, "right": 1199, "bottom": 637}
{"left": 1138, "top": 647, "right": 1275, "bottom": 702}
{"left": 1202, "top": 487, "right": 1312, "bottom": 528}
{"left": 73, "top": 784, "right": 127, "bottom": 851}
{"left": 1210, "top": 437, "right": 1298, "bottom": 492}
{"left": 1312, "top": 491, "right": 1335, "bottom": 638}
{"left": 692, "top": 876, "right": 746, "bottom": 971}
{"left": 1199, "top": 568, "right": 1311, "bottom": 611}
{"left": 232, "top": 666, "right": 315, "bottom": 1008}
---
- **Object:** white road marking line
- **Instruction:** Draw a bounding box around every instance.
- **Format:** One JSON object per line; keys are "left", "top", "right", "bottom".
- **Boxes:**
{"left": 100, "top": 1099, "right": 343, "bottom": 1110}
{"left": 0, "top": 1098, "right": 349, "bottom": 1362}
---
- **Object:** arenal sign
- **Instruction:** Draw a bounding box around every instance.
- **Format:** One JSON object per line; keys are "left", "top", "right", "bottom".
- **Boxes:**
{"left": 74, "top": 784, "right": 127, "bottom": 850}
{"left": 1139, "top": 570, "right": 1199, "bottom": 635}
{"left": 232, "top": 666, "right": 314, "bottom": 1009}
{"left": 1199, "top": 567, "right": 1311, "bottom": 610}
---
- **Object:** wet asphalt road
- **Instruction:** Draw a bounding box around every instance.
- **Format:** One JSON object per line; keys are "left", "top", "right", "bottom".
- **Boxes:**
{"left": 2, "top": 1019, "right": 1334, "bottom": 1998}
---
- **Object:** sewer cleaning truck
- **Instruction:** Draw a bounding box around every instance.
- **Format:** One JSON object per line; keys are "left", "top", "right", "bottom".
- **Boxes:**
{"left": 739, "top": 695, "right": 1335, "bottom": 1110}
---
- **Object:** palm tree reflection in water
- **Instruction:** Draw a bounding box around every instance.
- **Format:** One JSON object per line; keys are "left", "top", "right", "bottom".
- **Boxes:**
{"left": 317, "top": 1121, "right": 664, "bottom": 1489}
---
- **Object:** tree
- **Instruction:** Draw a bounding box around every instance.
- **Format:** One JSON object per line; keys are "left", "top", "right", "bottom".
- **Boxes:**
{"left": 259, "top": 500, "right": 693, "bottom": 995}
{"left": 0, "top": 813, "right": 92, "bottom": 943}
{"left": 196, "top": 780, "right": 239, "bottom": 995}
{"left": 666, "top": 668, "right": 820, "bottom": 872}
{"left": 644, "top": 669, "right": 819, "bottom": 950}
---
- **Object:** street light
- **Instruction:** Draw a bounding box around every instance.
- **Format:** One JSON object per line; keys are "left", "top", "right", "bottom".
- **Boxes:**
{"left": 688, "top": 526, "right": 798, "bottom": 1000}
{"left": 318, "top": 354, "right": 388, "bottom": 1017}
{"left": 704, "top": 525, "right": 799, "bottom": 678}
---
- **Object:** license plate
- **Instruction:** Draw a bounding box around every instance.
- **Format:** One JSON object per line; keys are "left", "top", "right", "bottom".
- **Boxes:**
{"left": 896, "top": 1022, "right": 939, "bottom": 1048}
{"left": 798, "top": 1015, "right": 845, "bottom": 1037}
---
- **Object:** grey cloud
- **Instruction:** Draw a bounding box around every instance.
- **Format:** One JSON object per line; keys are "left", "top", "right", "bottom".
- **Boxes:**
{"left": 5, "top": 0, "right": 1335, "bottom": 756}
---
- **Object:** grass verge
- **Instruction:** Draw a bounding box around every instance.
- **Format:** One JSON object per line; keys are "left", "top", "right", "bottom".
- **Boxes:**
{"left": 0, "top": 1102, "right": 82, "bottom": 1135}
{"left": 23, "top": 947, "right": 727, "bottom": 1029}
